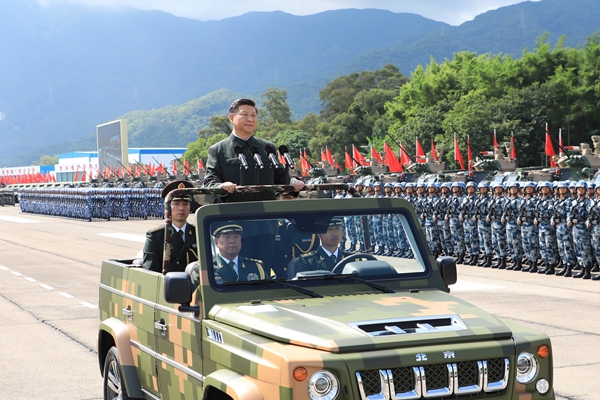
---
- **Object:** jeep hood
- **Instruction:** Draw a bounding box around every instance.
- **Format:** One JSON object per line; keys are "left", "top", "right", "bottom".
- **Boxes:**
{"left": 210, "top": 290, "right": 513, "bottom": 353}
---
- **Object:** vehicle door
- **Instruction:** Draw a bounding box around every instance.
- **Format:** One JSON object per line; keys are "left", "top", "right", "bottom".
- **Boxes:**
{"left": 155, "top": 280, "right": 204, "bottom": 398}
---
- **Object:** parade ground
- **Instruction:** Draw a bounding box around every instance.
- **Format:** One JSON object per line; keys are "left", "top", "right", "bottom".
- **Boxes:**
{"left": 0, "top": 205, "right": 598, "bottom": 399}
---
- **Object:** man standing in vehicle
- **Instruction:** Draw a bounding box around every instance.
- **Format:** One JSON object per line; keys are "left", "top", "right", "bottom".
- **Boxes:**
{"left": 203, "top": 98, "right": 304, "bottom": 202}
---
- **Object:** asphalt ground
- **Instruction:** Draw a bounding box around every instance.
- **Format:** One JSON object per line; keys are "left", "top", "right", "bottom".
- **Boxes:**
{"left": 0, "top": 205, "right": 598, "bottom": 399}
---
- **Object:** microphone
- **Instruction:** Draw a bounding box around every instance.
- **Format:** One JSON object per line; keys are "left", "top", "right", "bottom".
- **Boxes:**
{"left": 265, "top": 145, "right": 283, "bottom": 169}
{"left": 249, "top": 145, "right": 264, "bottom": 169}
{"left": 234, "top": 145, "right": 249, "bottom": 170}
{"left": 278, "top": 145, "right": 295, "bottom": 169}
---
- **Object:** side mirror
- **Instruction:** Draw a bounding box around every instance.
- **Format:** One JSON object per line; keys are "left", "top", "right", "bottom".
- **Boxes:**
{"left": 436, "top": 256, "right": 457, "bottom": 286}
{"left": 164, "top": 272, "right": 199, "bottom": 316}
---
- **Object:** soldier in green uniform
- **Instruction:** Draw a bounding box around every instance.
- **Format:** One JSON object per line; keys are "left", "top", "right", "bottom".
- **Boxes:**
{"left": 295, "top": 218, "right": 355, "bottom": 273}
{"left": 211, "top": 221, "right": 266, "bottom": 284}
{"left": 143, "top": 180, "right": 198, "bottom": 273}
{"left": 203, "top": 98, "right": 304, "bottom": 202}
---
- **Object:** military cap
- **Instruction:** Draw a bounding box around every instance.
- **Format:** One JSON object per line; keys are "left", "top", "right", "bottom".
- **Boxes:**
{"left": 556, "top": 181, "right": 568, "bottom": 188}
{"left": 451, "top": 181, "right": 462, "bottom": 188}
{"left": 384, "top": 182, "right": 394, "bottom": 188}
{"left": 569, "top": 181, "right": 577, "bottom": 188}
{"left": 466, "top": 182, "right": 477, "bottom": 188}
{"left": 576, "top": 181, "right": 587, "bottom": 189}
{"left": 329, "top": 217, "right": 344, "bottom": 226}
{"left": 212, "top": 221, "right": 243, "bottom": 237}
{"left": 478, "top": 181, "right": 490, "bottom": 189}
{"left": 373, "top": 181, "right": 383, "bottom": 187}
{"left": 161, "top": 180, "right": 194, "bottom": 201}
{"left": 587, "top": 181, "right": 595, "bottom": 189}
{"left": 508, "top": 181, "right": 520, "bottom": 188}
{"left": 441, "top": 182, "right": 452, "bottom": 189}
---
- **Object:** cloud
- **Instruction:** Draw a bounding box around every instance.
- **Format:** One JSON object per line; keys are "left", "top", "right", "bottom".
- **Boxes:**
{"left": 39, "top": 0, "right": 532, "bottom": 25}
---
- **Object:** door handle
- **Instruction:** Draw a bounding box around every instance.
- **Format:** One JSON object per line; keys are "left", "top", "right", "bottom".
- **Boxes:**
{"left": 154, "top": 319, "right": 168, "bottom": 334}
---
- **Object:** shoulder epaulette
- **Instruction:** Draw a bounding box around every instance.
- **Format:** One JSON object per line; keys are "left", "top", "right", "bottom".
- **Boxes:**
{"left": 148, "top": 224, "right": 165, "bottom": 233}
{"left": 244, "top": 257, "right": 263, "bottom": 264}
{"left": 300, "top": 251, "right": 317, "bottom": 258}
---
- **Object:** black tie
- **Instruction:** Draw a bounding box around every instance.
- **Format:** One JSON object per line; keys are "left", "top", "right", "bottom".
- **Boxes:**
{"left": 330, "top": 254, "right": 337, "bottom": 264}
{"left": 229, "top": 261, "right": 238, "bottom": 279}
{"left": 178, "top": 229, "right": 184, "bottom": 241}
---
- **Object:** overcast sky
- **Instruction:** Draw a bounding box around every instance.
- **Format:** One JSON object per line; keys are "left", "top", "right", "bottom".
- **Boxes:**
{"left": 38, "top": 0, "right": 536, "bottom": 26}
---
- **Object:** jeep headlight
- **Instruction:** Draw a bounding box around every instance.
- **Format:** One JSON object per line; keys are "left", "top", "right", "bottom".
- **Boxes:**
{"left": 307, "top": 370, "right": 339, "bottom": 400}
{"left": 516, "top": 352, "right": 539, "bottom": 384}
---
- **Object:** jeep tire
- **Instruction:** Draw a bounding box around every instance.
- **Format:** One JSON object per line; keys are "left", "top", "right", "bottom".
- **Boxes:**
{"left": 103, "top": 346, "right": 132, "bottom": 400}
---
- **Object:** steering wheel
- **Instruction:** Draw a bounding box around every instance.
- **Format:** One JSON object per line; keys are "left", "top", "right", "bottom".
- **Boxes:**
{"left": 331, "top": 253, "right": 377, "bottom": 274}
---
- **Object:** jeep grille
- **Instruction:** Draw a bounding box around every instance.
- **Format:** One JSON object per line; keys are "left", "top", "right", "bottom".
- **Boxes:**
{"left": 356, "top": 358, "right": 509, "bottom": 399}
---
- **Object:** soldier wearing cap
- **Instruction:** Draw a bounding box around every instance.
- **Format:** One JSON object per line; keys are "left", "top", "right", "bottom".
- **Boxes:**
{"left": 296, "top": 218, "right": 355, "bottom": 272}
{"left": 143, "top": 180, "right": 198, "bottom": 273}
{"left": 211, "top": 222, "right": 265, "bottom": 284}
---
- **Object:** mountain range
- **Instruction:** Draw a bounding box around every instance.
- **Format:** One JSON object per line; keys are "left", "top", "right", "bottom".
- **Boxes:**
{"left": 1, "top": 0, "right": 599, "bottom": 166}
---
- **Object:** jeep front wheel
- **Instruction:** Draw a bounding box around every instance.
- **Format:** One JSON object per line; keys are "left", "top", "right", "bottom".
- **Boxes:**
{"left": 103, "top": 346, "right": 131, "bottom": 400}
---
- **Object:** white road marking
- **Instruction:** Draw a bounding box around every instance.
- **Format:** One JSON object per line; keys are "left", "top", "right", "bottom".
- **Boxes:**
{"left": 98, "top": 233, "right": 146, "bottom": 243}
{"left": 80, "top": 302, "right": 98, "bottom": 309}
{"left": 59, "top": 292, "right": 74, "bottom": 299}
{"left": 0, "top": 215, "right": 39, "bottom": 224}
{"left": 25, "top": 277, "right": 37, "bottom": 282}
{"left": 40, "top": 284, "right": 54, "bottom": 290}
{"left": 11, "top": 271, "right": 22, "bottom": 276}
{"left": 1, "top": 266, "right": 10, "bottom": 271}
{"left": 451, "top": 280, "right": 504, "bottom": 291}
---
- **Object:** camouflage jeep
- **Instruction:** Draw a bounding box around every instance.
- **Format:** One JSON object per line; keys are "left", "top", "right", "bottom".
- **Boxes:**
{"left": 97, "top": 195, "right": 554, "bottom": 400}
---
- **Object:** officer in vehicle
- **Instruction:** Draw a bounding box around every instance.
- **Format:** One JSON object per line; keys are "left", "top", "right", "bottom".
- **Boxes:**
{"left": 296, "top": 218, "right": 355, "bottom": 272}
{"left": 143, "top": 180, "right": 198, "bottom": 273}
{"left": 212, "top": 221, "right": 266, "bottom": 284}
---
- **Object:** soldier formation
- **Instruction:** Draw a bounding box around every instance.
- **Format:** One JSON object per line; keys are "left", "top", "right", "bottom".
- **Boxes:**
{"left": 337, "top": 179, "right": 600, "bottom": 281}
{"left": 18, "top": 187, "right": 164, "bottom": 221}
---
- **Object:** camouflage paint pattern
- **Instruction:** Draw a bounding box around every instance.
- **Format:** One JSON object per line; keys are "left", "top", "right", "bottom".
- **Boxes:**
{"left": 98, "top": 194, "right": 555, "bottom": 399}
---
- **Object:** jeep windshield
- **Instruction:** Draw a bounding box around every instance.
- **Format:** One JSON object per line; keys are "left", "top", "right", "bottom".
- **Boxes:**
{"left": 203, "top": 204, "right": 429, "bottom": 291}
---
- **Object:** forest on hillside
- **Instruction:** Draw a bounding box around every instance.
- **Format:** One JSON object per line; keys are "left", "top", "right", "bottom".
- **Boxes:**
{"left": 183, "top": 33, "right": 600, "bottom": 169}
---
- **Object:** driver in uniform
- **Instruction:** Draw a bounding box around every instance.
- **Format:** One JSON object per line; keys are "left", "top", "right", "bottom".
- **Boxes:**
{"left": 296, "top": 218, "right": 355, "bottom": 273}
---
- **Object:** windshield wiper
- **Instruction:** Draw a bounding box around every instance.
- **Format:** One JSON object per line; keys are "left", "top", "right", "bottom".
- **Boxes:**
{"left": 325, "top": 273, "right": 395, "bottom": 294}
{"left": 223, "top": 279, "right": 323, "bottom": 298}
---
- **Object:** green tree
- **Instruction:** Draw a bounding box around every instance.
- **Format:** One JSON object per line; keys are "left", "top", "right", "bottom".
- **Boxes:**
{"left": 32, "top": 154, "right": 58, "bottom": 166}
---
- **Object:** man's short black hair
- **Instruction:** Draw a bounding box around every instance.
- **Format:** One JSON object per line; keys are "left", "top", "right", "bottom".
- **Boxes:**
{"left": 229, "top": 98, "right": 256, "bottom": 114}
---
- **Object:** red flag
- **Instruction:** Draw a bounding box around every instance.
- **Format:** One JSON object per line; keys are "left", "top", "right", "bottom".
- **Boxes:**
{"left": 278, "top": 153, "right": 286, "bottom": 166}
{"left": 325, "top": 146, "right": 335, "bottom": 165}
{"left": 545, "top": 123, "right": 556, "bottom": 167}
{"left": 416, "top": 138, "right": 425, "bottom": 159}
{"left": 73, "top": 167, "right": 79, "bottom": 182}
{"left": 371, "top": 146, "right": 383, "bottom": 164}
{"left": 454, "top": 133, "right": 465, "bottom": 170}
{"left": 344, "top": 147, "right": 353, "bottom": 170}
{"left": 399, "top": 142, "right": 411, "bottom": 165}
{"left": 467, "top": 135, "right": 473, "bottom": 170}
{"left": 197, "top": 158, "right": 205, "bottom": 170}
{"left": 493, "top": 129, "right": 499, "bottom": 150}
{"left": 431, "top": 140, "right": 438, "bottom": 161}
{"left": 511, "top": 132, "right": 517, "bottom": 159}
{"left": 173, "top": 160, "right": 178, "bottom": 172}
{"left": 353, "top": 145, "right": 368, "bottom": 166}
{"left": 384, "top": 142, "right": 403, "bottom": 172}
{"left": 321, "top": 150, "right": 327, "bottom": 164}
{"left": 184, "top": 160, "right": 191, "bottom": 173}
{"left": 300, "top": 149, "right": 310, "bottom": 176}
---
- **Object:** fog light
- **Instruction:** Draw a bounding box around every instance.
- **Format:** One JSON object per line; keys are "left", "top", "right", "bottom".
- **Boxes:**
{"left": 536, "top": 378, "right": 550, "bottom": 394}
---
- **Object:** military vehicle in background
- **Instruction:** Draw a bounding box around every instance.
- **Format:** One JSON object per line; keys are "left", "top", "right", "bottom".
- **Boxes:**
{"left": 493, "top": 136, "right": 600, "bottom": 183}
{"left": 97, "top": 186, "right": 555, "bottom": 400}
{"left": 417, "top": 142, "right": 517, "bottom": 185}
